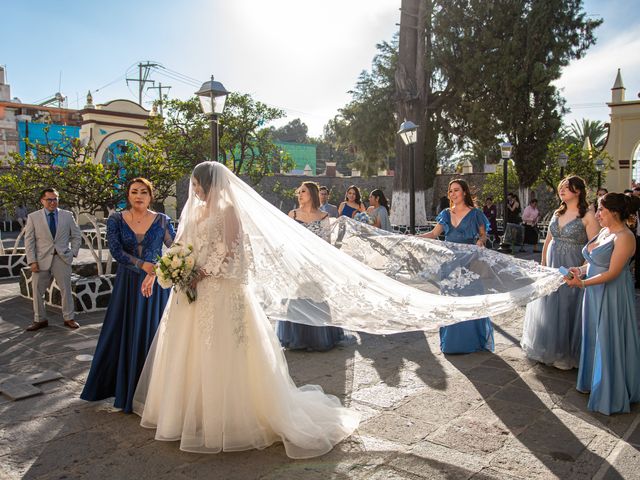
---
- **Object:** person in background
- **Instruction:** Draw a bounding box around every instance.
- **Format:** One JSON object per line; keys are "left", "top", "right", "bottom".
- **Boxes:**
{"left": 81, "top": 177, "right": 176, "bottom": 413}
{"left": 367, "top": 189, "right": 392, "bottom": 231}
{"left": 522, "top": 198, "right": 541, "bottom": 253}
{"left": 482, "top": 197, "right": 498, "bottom": 245}
{"left": 521, "top": 176, "right": 600, "bottom": 370}
{"left": 565, "top": 193, "right": 640, "bottom": 415}
{"left": 436, "top": 196, "right": 449, "bottom": 215}
{"left": 24, "top": 188, "right": 82, "bottom": 331}
{"left": 632, "top": 187, "right": 640, "bottom": 288}
{"left": 318, "top": 186, "right": 339, "bottom": 218}
{"left": 338, "top": 185, "right": 366, "bottom": 218}
{"left": 594, "top": 187, "right": 608, "bottom": 213}
{"left": 624, "top": 189, "right": 633, "bottom": 196}
{"left": 15, "top": 204, "right": 28, "bottom": 230}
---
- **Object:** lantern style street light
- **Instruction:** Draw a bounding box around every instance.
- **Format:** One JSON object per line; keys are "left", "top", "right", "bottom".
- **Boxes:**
{"left": 558, "top": 152, "right": 568, "bottom": 179}
{"left": 398, "top": 120, "right": 419, "bottom": 234}
{"left": 195, "top": 75, "right": 230, "bottom": 163}
{"left": 498, "top": 141, "right": 513, "bottom": 253}
{"left": 595, "top": 158, "right": 605, "bottom": 190}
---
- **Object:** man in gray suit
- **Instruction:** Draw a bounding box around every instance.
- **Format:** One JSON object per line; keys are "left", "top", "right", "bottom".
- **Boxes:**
{"left": 24, "top": 188, "right": 82, "bottom": 331}
{"left": 319, "top": 186, "right": 339, "bottom": 218}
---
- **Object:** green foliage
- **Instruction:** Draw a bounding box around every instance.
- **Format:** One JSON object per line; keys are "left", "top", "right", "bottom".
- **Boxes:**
{"left": 482, "top": 162, "right": 520, "bottom": 204}
{"left": 534, "top": 139, "right": 612, "bottom": 193}
{"left": 269, "top": 118, "right": 309, "bottom": 143}
{"left": 562, "top": 119, "right": 608, "bottom": 150}
{"left": 330, "top": 39, "right": 397, "bottom": 177}
{"left": 218, "top": 93, "right": 295, "bottom": 184}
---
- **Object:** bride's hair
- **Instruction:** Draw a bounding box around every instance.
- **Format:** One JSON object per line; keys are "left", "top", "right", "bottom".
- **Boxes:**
{"left": 192, "top": 162, "right": 216, "bottom": 195}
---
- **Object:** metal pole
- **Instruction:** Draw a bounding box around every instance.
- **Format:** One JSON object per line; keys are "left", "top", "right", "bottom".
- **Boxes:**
{"left": 210, "top": 115, "right": 218, "bottom": 162}
{"left": 409, "top": 144, "right": 416, "bottom": 234}
{"left": 597, "top": 171, "right": 602, "bottom": 191}
{"left": 560, "top": 166, "right": 564, "bottom": 179}
{"left": 498, "top": 158, "right": 512, "bottom": 253}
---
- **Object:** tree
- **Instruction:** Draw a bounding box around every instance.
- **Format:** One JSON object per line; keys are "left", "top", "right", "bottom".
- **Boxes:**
{"left": 562, "top": 119, "right": 608, "bottom": 150}
{"left": 270, "top": 118, "right": 309, "bottom": 143}
{"left": 218, "top": 93, "right": 295, "bottom": 184}
{"left": 482, "top": 162, "right": 520, "bottom": 205}
{"left": 535, "top": 139, "right": 610, "bottom": 193}
{"left": 433, "top": 0, "right": 601, "bottom": 188}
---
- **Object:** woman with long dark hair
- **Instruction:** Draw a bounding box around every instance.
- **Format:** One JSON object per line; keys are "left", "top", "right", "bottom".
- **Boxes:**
{"left": 564, "top": 193, "right": 640, "bottom": 414}
{"left": 276, "top": 181, "right": 345, "bottom": 351}
{"left": 419, "top": 179, "right": 494, "bottom": 353}
{"left": 367, "top": 189, "right": 391, "bottom": 231}
{"left": 338, "top": 185, "right": 365, "bottom": 218}
{"left": 521, "top": 176, "right": 599, "bottom": 370}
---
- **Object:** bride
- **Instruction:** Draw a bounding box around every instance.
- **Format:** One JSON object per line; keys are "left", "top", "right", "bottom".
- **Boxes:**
{"left": 133, "top": 161, "right": 564, "bottom": 457}
{"left": 132, "top": 162, "right": 360, "bottom": 458}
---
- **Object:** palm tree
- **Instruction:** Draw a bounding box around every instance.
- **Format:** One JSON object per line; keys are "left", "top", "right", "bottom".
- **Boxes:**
{"left": 562, "top": 119, "right": 608, "bottom": 150}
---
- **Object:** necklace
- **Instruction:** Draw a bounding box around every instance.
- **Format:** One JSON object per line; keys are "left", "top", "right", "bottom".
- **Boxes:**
{"left": 130, "top": 210, "right": 149, "bottom": 224}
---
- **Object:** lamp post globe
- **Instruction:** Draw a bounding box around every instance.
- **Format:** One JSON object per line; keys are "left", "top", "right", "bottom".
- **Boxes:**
{"left": 195, "top": 75, "right": 230, "bottom": 163}
{"left": 397, "top": 120, "right": 419, "bottom": 234}
{"left": 558, "top": 152, "right": 568, "bottom": 180}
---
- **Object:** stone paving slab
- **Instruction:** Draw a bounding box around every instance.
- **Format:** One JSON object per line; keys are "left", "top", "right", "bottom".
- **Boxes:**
{"left": 1, "top": 257, "right": 640, "bottom": 479}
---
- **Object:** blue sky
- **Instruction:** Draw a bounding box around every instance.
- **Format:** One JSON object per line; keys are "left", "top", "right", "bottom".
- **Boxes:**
{"left": 2, "top": 0, "right": 639, "bottom": 137}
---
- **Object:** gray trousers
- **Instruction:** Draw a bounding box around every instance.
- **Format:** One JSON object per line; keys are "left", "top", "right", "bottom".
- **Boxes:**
{"left": 32, "top": 255, "right": 74, "bottom": 321}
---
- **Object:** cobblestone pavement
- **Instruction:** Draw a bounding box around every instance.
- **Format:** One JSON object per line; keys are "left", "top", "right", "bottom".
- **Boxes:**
{"left": 1, "top": 248, "right": 640, "bottom": 479}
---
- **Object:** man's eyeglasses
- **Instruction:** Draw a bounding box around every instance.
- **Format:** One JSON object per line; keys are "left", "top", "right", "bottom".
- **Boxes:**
{"left": 43, "top": 198, "right": 59, "bottom": 203}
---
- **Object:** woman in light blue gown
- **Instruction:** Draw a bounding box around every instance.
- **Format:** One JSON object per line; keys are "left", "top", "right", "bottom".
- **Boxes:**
{"left": 565, "top": 193, "right": 640, "bottom": 415}
{"left": 521, "top": 176, "right": 600, "bottom": 369}
{"left": 420, "top": 179, "right": 493, "bottom": 354}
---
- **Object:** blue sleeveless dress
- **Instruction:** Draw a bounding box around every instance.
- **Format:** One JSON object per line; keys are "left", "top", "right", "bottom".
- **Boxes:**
{"left": 437, "top": 208, "right": 495, "bottom": 354}
{"left": 81, "top": 212, "right": 175, "bottom": 413}
{"left": 341, "top": 204, "right": 359, "bottom": 218}
{"left": 521, "top": 216, "right": 588, "bottom": 369}
{"left": 577, "top": 235, "right": 640, "bottom": 415}
{"left": 276, "top": 214, "right": 345, "bottom": 351}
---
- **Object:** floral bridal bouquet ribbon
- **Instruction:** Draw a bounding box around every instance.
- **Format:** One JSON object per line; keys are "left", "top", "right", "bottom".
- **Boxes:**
{"left": 155, "top": 243, "right": 198, "bottom": 303}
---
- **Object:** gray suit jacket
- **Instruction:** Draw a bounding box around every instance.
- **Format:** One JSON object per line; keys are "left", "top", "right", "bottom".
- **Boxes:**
{"left": 320, "top": 203, "right": 339, "bottom": 218}
{"left": 24, "top": 209, "right": 83, "bottom": 270}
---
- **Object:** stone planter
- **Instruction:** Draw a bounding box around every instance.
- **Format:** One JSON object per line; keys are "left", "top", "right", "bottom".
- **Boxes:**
{"left": 0, "top": 248, "right": 28, "bottom": 278}
{"left": 19, "top": 260, "right": 115, "bottom": 314}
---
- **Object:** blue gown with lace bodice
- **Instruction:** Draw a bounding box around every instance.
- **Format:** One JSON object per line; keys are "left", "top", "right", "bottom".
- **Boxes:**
{"left": 577, "top": 235, "right": 640, "bottom": 415}
{"left": 521, "top": 216, "right": 588, "bottom": 369}
{"left": 276, "top": 214, "right": 345, "bottom": 351}
{"left": 437, "top": 208, "right": 495, "bottom": 354}
{"left": 81, "top": 212, "right": 175, "bottom": 412}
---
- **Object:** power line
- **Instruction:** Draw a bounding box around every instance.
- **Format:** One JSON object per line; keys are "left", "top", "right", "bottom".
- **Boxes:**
{"left": 126, "top": 61, "right": 161, "bottom": 106}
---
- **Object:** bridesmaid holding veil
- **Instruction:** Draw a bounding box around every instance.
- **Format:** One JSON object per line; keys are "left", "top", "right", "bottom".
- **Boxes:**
{"left": 521, "top": 176, "right": 599, "bottom": 369}
{"left": 420, "top": 178, "right": 494, "bottom": 354}
{"left": 81, "top": 178, "right": 175, "bottom": 413}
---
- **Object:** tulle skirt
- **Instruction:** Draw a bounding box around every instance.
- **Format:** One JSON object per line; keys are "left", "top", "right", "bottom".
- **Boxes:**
{"left": 132, "top": 277, "right": 360, "bottom": 458}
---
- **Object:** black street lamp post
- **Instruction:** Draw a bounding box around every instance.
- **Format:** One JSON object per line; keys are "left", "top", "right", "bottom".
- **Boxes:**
{"left": 595, "top": 158, "right": 605, "bottom": 190}
{"left": 398, "top": 120, "right": 419, "bottom": 234}
{"left": 196, "top": 76, "right": 230, "bottom": 163}
{"left": 497, "top": 141, "right": 513, "bottom": 254}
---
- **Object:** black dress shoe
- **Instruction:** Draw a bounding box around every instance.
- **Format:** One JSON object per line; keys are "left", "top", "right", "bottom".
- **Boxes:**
{"left": 26, "top": 320, "right": 49, "bottom": 331}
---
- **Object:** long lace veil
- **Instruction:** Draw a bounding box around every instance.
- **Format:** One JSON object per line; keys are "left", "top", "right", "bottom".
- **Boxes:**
{"left": 177, "top": 162, "right": 562, "bottom": 334}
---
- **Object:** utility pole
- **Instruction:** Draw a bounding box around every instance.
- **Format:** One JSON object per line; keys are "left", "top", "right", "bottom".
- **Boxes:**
{"left": 126, "top": 61, "right": 160, "bottom": 106}
{"left": 147, "top": 82, "right": 171, "bottom": 115}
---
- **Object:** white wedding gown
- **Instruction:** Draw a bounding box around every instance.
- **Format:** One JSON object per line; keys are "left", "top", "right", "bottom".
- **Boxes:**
{"left": 132, "top": 206, "right": 360, "bottom": 458}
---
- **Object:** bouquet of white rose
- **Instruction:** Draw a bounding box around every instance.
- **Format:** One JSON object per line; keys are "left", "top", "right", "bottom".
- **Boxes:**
{"left": 354, "top": 211, "right": 374, "bottom": 225}
{"left": 155, "top": 243, "right": 198, "bottom": 303}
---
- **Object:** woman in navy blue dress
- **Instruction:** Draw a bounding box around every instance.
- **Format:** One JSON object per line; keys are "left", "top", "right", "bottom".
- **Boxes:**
{"left": 338, "top": 185, "right": 365, "bottom": 218}
{"left": 81, "top": 178, "right": 175, "bottom": 412}
{"left": 420, "top": 179, "right": 494, "bottom": 354}
{"left": 277, "top": 182, "right": 345, "bottom": 351}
